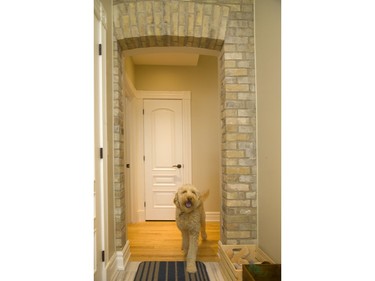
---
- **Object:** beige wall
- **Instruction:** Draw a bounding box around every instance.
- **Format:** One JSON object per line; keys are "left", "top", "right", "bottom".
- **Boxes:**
{"left": 134, "top": 55, "right": 221, "bottom": 213}
{"left": 255, "top": 0, "right": 281, "bottom": 263}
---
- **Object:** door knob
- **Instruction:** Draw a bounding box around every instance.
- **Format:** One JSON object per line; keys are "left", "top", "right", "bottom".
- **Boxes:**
{"left": 172, "top": 164, "right": 182, "bottom": 169}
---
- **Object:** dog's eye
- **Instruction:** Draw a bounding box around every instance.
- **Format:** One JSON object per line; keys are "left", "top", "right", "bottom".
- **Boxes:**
{"left": 182, "top": 190, "right": 187, "bottom": 194}
{"left": 192, "top": 191, "right": 196, "bottom": 195}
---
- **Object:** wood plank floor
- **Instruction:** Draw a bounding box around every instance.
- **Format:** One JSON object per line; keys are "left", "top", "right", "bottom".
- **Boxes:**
{"left": 127, "top": 221, "right": 220, "bottom": 262}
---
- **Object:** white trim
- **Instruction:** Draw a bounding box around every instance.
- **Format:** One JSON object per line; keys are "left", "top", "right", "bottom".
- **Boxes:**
{"left": 182, "top": 97, "right": 192, "bottom": 184}
{"left": 205, "top": 212, "right": 220, "bottom": 222}
{"left": 136, "top": 90, "right": 191, "bottom": 100}
{"left": 100, "top": 21, "right": 110, "bottom": 281}
{"left": 137, "top": 209, "right": 145, "bottom": 222}
{"left": 94, "top": 5, "right": 109, "bottom": 280}
{"left": 116, "top": 240, "right": 131, "bottom": 270}
{"left": 106, "top": 252, "right": 118, "bottom": 281}
{"left": 124, "top": 74, "right": 136, "bottom": 99}
{"left": 123, "top": 75, "right": 139, "bottom": 223}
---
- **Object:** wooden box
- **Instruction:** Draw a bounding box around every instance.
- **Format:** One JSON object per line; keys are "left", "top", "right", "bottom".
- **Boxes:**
{"left": 218, "top": 241, "right": 275, "bottom": 281}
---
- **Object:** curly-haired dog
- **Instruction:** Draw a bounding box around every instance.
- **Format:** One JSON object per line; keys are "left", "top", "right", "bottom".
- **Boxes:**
{"left": 173, "top": 184, "right": 209, "bottom": 273}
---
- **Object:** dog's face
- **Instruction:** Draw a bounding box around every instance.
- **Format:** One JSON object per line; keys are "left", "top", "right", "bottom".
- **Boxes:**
{"left": 174, "top": 184, "right": 201, "bottom": 213}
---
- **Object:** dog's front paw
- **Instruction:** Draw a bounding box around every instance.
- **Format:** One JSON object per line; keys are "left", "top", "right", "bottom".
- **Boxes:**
{"left": 186, "top": 261, "right": 197, "bottom": 273}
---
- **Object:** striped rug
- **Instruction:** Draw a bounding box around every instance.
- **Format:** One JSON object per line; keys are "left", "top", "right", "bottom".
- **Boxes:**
{"left": 134, "top": 261, "right": 210, "bottom": 281}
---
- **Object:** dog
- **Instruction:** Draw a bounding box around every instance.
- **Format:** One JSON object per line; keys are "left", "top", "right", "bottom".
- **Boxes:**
{"left": 173, "top": 184, "right": 209, "bottom": 273}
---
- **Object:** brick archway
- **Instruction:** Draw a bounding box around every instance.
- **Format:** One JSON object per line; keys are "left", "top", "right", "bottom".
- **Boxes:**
{"left": 112, "top": 0, "right": 257, "bottom": 249}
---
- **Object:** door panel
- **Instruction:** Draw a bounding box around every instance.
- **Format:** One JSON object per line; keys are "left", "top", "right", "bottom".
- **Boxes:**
{"left": 144, "top": 99, "right": 184, "bottom": 220}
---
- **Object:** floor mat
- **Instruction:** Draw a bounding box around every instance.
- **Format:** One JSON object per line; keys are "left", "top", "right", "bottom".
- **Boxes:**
{"left": 133, "top": 261, "right": 210, "bottom": 281}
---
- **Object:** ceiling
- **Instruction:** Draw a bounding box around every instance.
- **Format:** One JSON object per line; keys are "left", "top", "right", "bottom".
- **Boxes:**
{"left": 131, "top": 52, "right": 200, "bottom": 66}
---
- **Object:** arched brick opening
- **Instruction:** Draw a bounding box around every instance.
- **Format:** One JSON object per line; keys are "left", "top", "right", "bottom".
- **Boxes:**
{"left": 112, "top": 0, "right": 257, "bottom": 250}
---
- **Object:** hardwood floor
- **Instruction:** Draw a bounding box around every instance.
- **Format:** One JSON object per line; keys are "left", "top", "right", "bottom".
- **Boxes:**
{"left": 127, "top": 221, "right": 220, "bottom": 262}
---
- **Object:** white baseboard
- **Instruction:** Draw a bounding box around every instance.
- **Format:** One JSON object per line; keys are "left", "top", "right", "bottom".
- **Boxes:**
{"left": 107, "top": 241, "right": 131, "bottom": 281}
{"left": 116, "top": 240, "right": 131, "bottom": 270}
{"left": 106, "top": 251, "right": 117, "bottom": 281}
{"left": 206, "top": 212, "right": 220, "bottom": 222}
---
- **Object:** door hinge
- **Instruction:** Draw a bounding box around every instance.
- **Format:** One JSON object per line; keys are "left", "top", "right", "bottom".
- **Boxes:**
{"left": 99, "top": 44, "right": 102, "bottom": 56}
{"left": 143, "top": 155, "right": 145, "bottom": 161}
{"left": 100, "top": 147, "right": 103, "bottom": 159}
{"left": 101, "top": 250, "right": 105, "bottom": 262}
{"left": 144, "top": 201, "right": 146, "bottom": 207}
{"left": 142, "top": 109, "right": 144, "bottom": 115}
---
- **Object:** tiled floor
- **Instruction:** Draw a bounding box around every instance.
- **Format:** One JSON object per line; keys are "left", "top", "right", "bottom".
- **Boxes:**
{"left": 114, "top": 261, "right": 225, "bottom": 281}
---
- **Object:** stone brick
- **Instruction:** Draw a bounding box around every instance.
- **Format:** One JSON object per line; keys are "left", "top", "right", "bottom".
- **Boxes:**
{"left": 224, "top": 100, "right": 246, "bottom": 108}
{"left": 224, "top": 150, "right": 244, "bottom": 158}
{"left": 237, "top": 76, "right": 251, "bottom": 84}
{"left": 224, "top": 60, "right": 236, "bottom": 68}
{"left": 238, "top": 125, "right": 253, "bottom": 133}
{"left": 226, "top": 166, "right": 251, "bottom": 175}
{"left": 225, "top": 36, "right": 249, "bottom": 44}
{"left": 225, "top": 199, "right": 250, "bottom": 207}
{"left": 223, "top": 214, "right": 251, "bottom": 223}
{"left": 225, "top": 183, "right": 250, "bottom": 191}
{"left": 225, "top": 124, "right": 238, "bottom": 132}
{"left": 226, "top": 117, "right": 250, "bottom": 125}
{"left": 224, "top": 93, "right": 238, "bottom": 100}
{"left": 252, "top": 200, "right": 257, "bottom": 207}
{"left": 239, "top": 158, "right": 252, "bottom": 166}
{"left": 226, "top": 231, "right": 251, "bottom": 239}
{"left": 223, "top": 191, "right": 246, "bottom": 200}
{"left": 238, "top": 92, "right": 253, "bottom": 100}
{"left": 221, "top": 141, "right": 237, "bottom": 150}
{"left": 222, "top": 158, "right": 238, "bottom": 166}
{"left": 246, "top": 192, "right": 256, "bottom": 200}
{"left": 237, "top": 60, "right": 252, "bottom": 68}
{"left": 239, "top": 175, "right": 255, "bottom": 183}
{"left": 225, "top": 133, "right": 249, "bottom": 141}
{"left": 225, "top": 84, "right": 249, "bottom": 92}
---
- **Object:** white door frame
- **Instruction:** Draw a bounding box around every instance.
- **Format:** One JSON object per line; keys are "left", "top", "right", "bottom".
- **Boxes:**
{"left": 124, "top": 75, "right": 191, "bottom": 222}
{"left": 94, "top": 1, "right": 108, "bottom": 280}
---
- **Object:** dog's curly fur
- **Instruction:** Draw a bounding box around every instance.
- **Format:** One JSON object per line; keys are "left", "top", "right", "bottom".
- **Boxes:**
{"left": 173, "top": 184, "right": 209, "bottom": 273}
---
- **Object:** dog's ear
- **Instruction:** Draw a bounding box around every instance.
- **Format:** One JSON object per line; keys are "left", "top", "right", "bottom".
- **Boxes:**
{"left": 200, "top": 190, "right": 210, "bottom": 202}
{"left": 173, "top": 192, "right": 180, "bottom": 208}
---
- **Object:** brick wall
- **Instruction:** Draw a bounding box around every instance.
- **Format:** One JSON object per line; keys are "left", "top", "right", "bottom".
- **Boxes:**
{"left": 112, "top": 40, "right": 126, "bottom": 250}
{"left": 113, "top": 0, "right": 257, "bottom": 246}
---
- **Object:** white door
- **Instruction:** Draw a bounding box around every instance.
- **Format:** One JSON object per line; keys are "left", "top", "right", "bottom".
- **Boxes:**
{"left": 144, "top": 99, "right": 189, "bottom": 220}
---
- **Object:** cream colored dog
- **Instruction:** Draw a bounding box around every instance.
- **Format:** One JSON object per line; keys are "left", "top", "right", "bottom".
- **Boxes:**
{"left": 173, "top": 184, "right": 209, "bottom": 273}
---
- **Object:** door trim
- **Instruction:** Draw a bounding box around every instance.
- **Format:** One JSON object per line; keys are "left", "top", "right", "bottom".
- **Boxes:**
{"left": 94, "top": 2, "right": 108, "bottom": 280}
{"left": 126, "top": 86, "right": 191, "bottom": 222}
